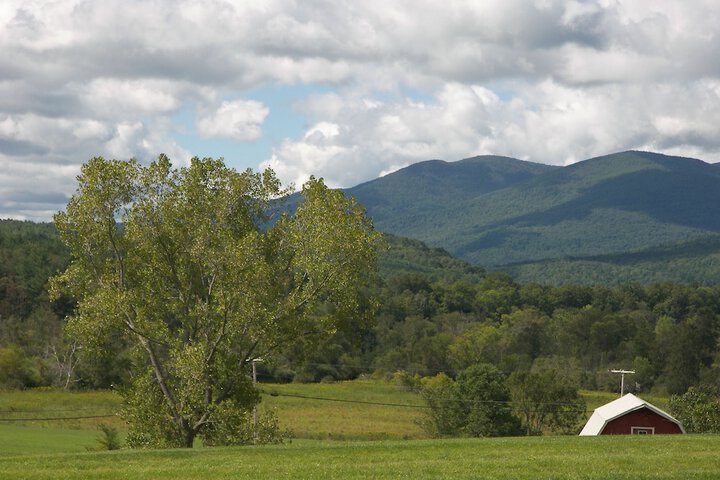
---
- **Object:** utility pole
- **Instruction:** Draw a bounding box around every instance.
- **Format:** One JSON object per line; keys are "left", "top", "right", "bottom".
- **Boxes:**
{"left": 610, "top": 369, "right": 635, "bottom": 397}
{"left": 249, "top": 358, "right": 263, "bottom": 440}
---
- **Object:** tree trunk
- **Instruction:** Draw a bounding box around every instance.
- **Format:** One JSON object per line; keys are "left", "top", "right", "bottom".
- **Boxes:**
{"left": 183, "top": 427, "right": 196, "bottom": 448}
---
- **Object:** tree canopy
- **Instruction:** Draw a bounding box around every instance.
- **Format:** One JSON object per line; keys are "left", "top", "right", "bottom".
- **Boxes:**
{"left": 50, "top": 155, "right": 381, "bottom": 447}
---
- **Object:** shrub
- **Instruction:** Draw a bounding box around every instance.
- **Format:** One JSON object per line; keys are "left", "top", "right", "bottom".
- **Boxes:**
{"left": 669, "top": 385, "right": 720, "bottom": 433}
{"left": 96, "top": 424, "right": 122, "bottom": 450}
{"left": 418, "top": 364, "right": 521, "bottom": 438}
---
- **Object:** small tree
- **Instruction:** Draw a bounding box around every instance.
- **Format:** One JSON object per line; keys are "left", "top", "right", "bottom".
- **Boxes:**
{"left": 96, "top": 424, "right": 122, "bottom": 450}
{"left": 419, "top": 364, "right": 521, "bottom": 437}
{"left": 417, "top": 373, "right": 463, "bottom": 436}
{"left": 51, "top": 156, "right": 380, "bottom": 448}
{"left": 669, "top": 385, "right": 720, "bottom": 433}
{"left": 456, "top": 363, "right": 521, "bottom": 437}
{"left": 507, "top": 368, "right": 586, "bottom": 435}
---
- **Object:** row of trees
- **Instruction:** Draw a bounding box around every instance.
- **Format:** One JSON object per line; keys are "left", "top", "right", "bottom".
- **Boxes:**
{"left": 279, "top": 272, "right": 720, "bottom": 397}
{"left": 0, "top": 221, "right": 79, "bottom": 389}
{"left": 402, "top": 363, "right": 585, "bottom": 437}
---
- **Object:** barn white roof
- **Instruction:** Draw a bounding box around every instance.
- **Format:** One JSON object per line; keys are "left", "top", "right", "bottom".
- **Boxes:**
{"left": 579, "top": 393, "right": 685, "bottom": 436}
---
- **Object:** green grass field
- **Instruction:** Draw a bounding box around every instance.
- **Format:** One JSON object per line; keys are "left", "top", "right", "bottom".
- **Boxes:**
{"left": 261, "top": 379, "right": 427, "bottom": 440}
{"left": 1, "top": 383, "right": 718, "bottom": 479}
{"left": 0, "top": 381, "right": 672, "bottom": 449}
{"left": 0, "top": 435, "right": 718, "bottom": 479}
{"left": 0, "top": 379, "right": 428, "bottom": 444}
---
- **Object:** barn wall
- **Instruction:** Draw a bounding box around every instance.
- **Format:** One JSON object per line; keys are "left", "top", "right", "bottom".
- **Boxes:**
{"left": 600, "top": 407, "right": 683, "bottom": 435}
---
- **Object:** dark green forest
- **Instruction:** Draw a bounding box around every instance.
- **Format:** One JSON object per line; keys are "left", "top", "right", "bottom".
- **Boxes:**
{"left": 2, "top": 219, "right": 718, "bottom": 400}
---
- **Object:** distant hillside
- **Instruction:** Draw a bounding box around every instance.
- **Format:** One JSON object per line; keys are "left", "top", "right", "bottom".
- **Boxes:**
{"left": 0, "top": 220, "right": 68, "bottom": 310}
{"left": 0, "top": 220, "right": 478, "bottom": 299}
{"left": 351, "top": 151, "right": 720, "bottom": 279}
{"left": 379, "top": 233, "right": 484, "bottom": 283}
{"left": 346, "top": 155, "right": 556, "bottom": 233}
{"left": 503, "top": 233, "right": 720, "bottom": 286}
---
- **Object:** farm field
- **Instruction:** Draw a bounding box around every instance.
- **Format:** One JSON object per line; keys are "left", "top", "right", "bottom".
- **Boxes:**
{"left": 1, "top": 381, "right": 717, "bottom": 479}
{"left": 0, "top": 379, "right": 429, "bottom": 446}
{"left": 0, "top": 435, "right": 719, "bottom": 479}
{"left": 0, "top": 379, "right": 667, "bottom": 448}
{"left": 260, "top": 378, "right": 427, "bottom": 440}
{"left": 0, "top": 380, "right": 676, "bottom": 454}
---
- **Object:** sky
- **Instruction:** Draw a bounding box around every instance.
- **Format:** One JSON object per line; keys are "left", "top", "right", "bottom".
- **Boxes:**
{"left": 1, "top": 0, "right": 719, "bottom": 221}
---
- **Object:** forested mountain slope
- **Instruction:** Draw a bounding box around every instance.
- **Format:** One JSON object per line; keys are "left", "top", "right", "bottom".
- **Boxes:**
{"left": 380, "top": 233, "right": 484, "bottom": 283}
{"left": 504, "top": 233, "right": 720, "bottom": 286}
{"left": 351, "top": 151, "right": 720, "bottom": 271}
{"left": 346, "top": 155, "right": 556, "bottom": 226}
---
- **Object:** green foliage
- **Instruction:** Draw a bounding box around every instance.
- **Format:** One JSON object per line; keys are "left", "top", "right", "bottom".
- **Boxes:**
{"left": 379, "top": 234, "right": 485, "bottom": 283}
{"left": 201, "top": 403, "right": 287, "bottom": 446}
{"left": 448, "top": 323, "right": 501, "bottom": 371}
{"left": 0, "top": 344, "right": 42, "bottom": 388}
{"left": 51, "top": 156, "right": 381, "bottom": 448}
{"left": 669, "top": 385, "right": 720, "bottom": 433}
{"left": 504, "top": 234, "right": 720, "bottom": 287}
{"left": 95, "top": 423, "right": 122, "bottom": 450}
{"left": 367, "top": 274, "right": 720, "bottom": 397}
{"left": 507, "top": 369, "right": 586, "bottom": 435}
{"left": 417, "top": 373, "right": 462, "bottom": 436}
{"left": 455, "top": 364, "right": 521, "bottom": 437}
{"left": 0, "top": 220, "right": 71, "bottom": 388}
{"left": 419, "top": 364, "right": 521, "bottom": 438}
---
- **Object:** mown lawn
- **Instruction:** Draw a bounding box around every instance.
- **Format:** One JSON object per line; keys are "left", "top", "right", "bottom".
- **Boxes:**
{"left": 0, "top": 425, "right": 100, "bottom": 455}
{"left": 0, "top": 435, "right": 718, "bottom": 479}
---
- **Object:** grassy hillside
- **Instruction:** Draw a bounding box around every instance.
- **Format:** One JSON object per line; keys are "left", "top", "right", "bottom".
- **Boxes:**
{"left": 261, "top": 379, "right": 427, "bottom": 440}
{"left": 1, "top": 436, "right": 718, "bottom": 479}
{"left": 0, "top": 380, "right": 428, "bottom": 444}
{"left": 2, "top": 384, "right": 703, "bottom": 480}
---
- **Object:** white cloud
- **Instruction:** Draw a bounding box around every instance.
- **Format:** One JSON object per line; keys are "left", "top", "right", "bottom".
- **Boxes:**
{"left": 196, "top": 100, "right": 269, "bottom": 141}
{"left": 263, "top": 122, "right": 356, "bottom": 188}
{"left": 263, "top": 84, "right": 502, "bottom": 188}
{"left": 80, "top": 79, "right": 181, "bottom": 117}
{"left": 263, "top": 79, "right": 720, "bottom": 187}
{"left": 1, "top": 0, "right": 720, "bottom": 219}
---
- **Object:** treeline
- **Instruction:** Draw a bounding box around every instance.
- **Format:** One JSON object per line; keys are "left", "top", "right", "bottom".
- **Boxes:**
{"left": 2, "top": 219, "right": 719, "bottom": 400}
{"left": 279, "top": 271, "right": 720, "bottom": 396}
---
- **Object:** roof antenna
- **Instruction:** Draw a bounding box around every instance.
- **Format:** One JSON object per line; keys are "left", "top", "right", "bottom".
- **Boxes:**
{"left": 610, "top": 369, "right": 635, "bottom": 397}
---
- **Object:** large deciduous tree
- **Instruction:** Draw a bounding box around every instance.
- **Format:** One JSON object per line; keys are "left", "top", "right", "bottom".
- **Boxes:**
{"left": 51, "top": 156, "right": 381, "bottom": 448}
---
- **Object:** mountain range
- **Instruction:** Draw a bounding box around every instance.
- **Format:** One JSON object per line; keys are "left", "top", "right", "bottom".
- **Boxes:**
{"left": 344, "top": 151, "right": 720, "bottom": 285}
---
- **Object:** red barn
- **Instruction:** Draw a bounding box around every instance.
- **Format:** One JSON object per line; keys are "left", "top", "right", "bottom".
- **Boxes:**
{"left": 579, "top": 393, "right": 685, "bottom": 436}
